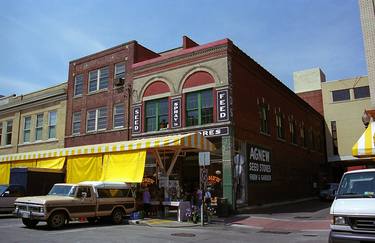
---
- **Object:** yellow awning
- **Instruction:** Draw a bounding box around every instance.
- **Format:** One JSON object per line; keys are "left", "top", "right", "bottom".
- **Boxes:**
{"left": 0, "top": 133, "right": 215, "bottom": 162}
{"left": 352, "top": 122, "right": 375, "bottom": 157}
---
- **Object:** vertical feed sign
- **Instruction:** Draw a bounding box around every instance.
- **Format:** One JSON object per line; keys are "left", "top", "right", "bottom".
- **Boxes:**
{"left": 217, "top": 89, "right": 229, "bottom": 122}
{"left": 248, "top": 145, "right": 272, "bottom": 182}
{"left": 171, "top": 97, "right": 181, "bottom": 128}
{"left": 132, "top": 106, "right": 141, "bottom": 133}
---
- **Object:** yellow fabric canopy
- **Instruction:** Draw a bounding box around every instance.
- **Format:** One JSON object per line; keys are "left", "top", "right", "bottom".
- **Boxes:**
{"left": 100, "top": 151, "right": 146, "bottom": 183}
{"left": 11, "top": 160, "right": 37, "bottom": 168}
{"left": 0, "top": 163, "right": 10, "bottom": 184}
{"left": 66, "top": 155, "right": 103, "bottom": 184}
{"left": 36, "top": 157, "right": 65, "bottom": 170}
{"left": 0, "top": 133, "right": 215, "bottom": 162}
{"left": 352, "top": 122, "right": 375, "bottom": 157}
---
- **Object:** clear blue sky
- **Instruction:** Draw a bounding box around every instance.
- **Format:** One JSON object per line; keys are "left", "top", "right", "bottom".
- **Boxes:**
{"left": 0, "top": 0, "right": 367, "bottom": 96}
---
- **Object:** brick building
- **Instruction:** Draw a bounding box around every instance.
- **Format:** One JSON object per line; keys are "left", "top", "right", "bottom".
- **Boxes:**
{"left": 131, "top": 37, "right": 326, "bottom": 208}
{"left": 65, "top": 41, "right": 158, "bottom": 147}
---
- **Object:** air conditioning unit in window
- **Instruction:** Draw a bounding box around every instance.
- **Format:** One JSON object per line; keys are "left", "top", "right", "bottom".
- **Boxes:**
{"left": 114, "top": 77, "right": 125, "bottom": 86}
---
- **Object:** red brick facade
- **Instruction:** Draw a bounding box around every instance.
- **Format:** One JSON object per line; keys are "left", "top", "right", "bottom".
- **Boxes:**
{"left": 65, "top": 41, "right": 158, "bottom": 147}
{"left": 296, "top": 90, "right": 324, "bottom": 116}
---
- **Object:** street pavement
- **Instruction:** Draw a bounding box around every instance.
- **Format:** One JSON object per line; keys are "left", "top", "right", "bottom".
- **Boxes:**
{"left": 0, "top": 199, "right": 331, "bottom": 242}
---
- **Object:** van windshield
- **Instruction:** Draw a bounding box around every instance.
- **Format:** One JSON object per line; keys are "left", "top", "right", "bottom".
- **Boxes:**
{"left": 48, "top": 185, "right": 76, "bottom": 197}
{"left": 337, "top": 172, "right": 375, "bottom": 198}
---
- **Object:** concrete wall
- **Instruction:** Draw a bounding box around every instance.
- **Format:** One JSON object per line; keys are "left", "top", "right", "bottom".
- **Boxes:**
{"left": 322, "top": 76, "right": 371, "bottom": 162}
{"left": 293, "top": 68, "right": 326, "bottom": 93}
{"left": 359, "top": 0, "right": 375, "bottom": 106}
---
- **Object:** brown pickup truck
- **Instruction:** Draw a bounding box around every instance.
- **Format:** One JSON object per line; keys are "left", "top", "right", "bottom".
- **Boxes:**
{"left": 14, "top": 181, "right": 136, "bottom": 229}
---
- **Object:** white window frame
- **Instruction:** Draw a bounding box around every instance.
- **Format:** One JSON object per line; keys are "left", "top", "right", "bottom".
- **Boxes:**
{"left": 48, "top": 111, "right": 57, "bottom": 139}
{"left": 23, "top": 116, "right": 31, "bottom": 143}
{"left": 5, "top": 120, "right": 12, "bottom": 145}
{"left": 35, "top": 113, "right": 44, "bottom": 141}
{"left": 88, "top": 67, "right": 109, "bottom": 93}
{"left": 113, "top": 104, "right": 125, "bottom": 129}
{"left": 86, "top": 107, "right": 107, "bottom": 132}
{"left": 72, "top": 112, "right": 81, "bottom": 135}
{"left": 74, "top": 74, "right": 84, "bottom": 96}
{"left": 114, "top": 63, "right": 126, "bottom": 79}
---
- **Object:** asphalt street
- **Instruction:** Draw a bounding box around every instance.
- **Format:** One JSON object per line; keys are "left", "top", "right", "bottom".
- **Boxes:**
{"left": 0, "top": 199, "right": 332, "bottom": 243}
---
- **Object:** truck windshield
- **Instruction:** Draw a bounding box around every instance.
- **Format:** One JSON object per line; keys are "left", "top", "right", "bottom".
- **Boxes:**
{"left": 336, "top": 172, "right": 375, "bottom": 198}
{"left": 48, "top": 185, "right": 76, "bottom": 196}
{"left": 0, "top": 185, "right": 8, "bottom": 195}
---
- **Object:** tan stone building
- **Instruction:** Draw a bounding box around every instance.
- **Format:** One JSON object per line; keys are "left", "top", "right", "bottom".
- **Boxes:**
{"left": 0, "top": 83, "right": 67, "bottom": 155}
{"left": 294, "top": 68, "right": 371, "bottom": 179}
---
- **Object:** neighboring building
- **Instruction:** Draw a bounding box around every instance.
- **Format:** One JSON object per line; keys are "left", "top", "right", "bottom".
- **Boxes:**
{"left": 0, "top": 83, "right": 67, "bottom": 155}
{"left": 294, "top": 68, "right": 371, "bottom": 180}
{"left": 359, "top": 0, "right": 375, "bottom": 106}
{"left": 64, "top": 41, "right": 158, "bottom": 147}
{"left": 132, "top": 36, "right": 325, "bottom": 208}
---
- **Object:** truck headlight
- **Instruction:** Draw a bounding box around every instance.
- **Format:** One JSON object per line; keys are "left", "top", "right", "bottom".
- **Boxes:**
{"left": 334, "top": 216, "right": 346, "bottom": 225}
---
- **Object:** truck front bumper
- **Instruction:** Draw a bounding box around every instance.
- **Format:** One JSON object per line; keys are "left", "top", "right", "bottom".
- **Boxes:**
{"left": 330, "top": 230, "right": 375, "bottom": 243}
{"left": 14, "top": 209, "right": 46, "bottom": 221}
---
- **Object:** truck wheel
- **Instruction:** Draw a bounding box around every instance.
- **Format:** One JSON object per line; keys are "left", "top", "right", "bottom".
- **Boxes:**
{"left": 48, "top": 211, "right": 66, "bottom": 229}
{"left": 111, "top": 208, "right": 124, "bottom": 225}
{"left": 22, "top": 218, "right": 39, "bottom": 228}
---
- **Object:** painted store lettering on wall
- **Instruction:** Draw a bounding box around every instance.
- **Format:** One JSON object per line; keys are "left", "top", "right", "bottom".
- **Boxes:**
{"left": 217, "top": 89, "right": 229, "bottom": 121}
{"left": 248, "top": 145, "right": 272, "bottom": 182}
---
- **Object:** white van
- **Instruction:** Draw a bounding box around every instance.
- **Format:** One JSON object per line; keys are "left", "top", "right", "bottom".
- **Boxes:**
{"left": 330, "top": 169, "right": 375, "bottom": 243}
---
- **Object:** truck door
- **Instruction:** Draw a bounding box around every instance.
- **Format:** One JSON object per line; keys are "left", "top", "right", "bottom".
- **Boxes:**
{"left": 71, "top": 186, "right": 96, "bottom": 218}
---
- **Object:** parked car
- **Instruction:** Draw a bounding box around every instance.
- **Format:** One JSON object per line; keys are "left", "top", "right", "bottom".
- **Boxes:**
{"left": 0, "top": 184, "right": 26, "bottom": 213}
{"left": 14, "top": 181, "right": 136, "bottom": 229}
{"left": 329, "top": 169, "right": 375, "bottom": 243}
{"left": 319, "top": 183, "right": 339, "bottom": 200}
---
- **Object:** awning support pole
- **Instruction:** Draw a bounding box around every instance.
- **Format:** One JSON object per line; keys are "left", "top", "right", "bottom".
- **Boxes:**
{"left": 166, "top": 147, "right": 181, "bottom": 176}
{"left": 153, "top": 150, "right": 166, "bottom": 174}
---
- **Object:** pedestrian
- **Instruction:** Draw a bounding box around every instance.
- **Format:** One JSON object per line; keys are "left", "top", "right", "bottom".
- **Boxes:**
{"left": 205, "top": 188, "right": 212, "bottom": 207}
{"left": 143, "top": 187, "right": 151, "bottom": 217}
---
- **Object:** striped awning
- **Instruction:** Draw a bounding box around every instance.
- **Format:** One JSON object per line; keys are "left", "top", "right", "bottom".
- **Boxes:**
{"left": 0, "top": 133, "right": 215, "bottom": 163}
{"left": 352, "top": 122, "right": 375, "bottom": 157}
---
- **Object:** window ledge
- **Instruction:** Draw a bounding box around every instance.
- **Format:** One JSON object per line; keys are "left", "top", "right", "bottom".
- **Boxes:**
{"left": 18, "top": 139, "right": 59, "bottom": 147}
{"left": 260, "top": 131, "right": 271, "bottom": 137}
{"left": 276, "top": 137, "right": 286, "bottom": 142}
{"left": 87, "top": 88, "right": 108, "bottom": 96}
{"left": 73, "top": 94, "right": 83, "bottom": 99}
{"left": 0, "top": 145, "right": 13, "bottom": 149}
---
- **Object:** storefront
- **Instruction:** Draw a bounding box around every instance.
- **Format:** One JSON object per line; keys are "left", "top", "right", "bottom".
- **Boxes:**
{"left": 0, "top": 133, "right": 215, "bottom": 192}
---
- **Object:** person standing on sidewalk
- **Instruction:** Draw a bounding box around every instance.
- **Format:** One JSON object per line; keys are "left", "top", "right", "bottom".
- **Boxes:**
{"left": 143, "top": 187, "right": 151, "bottom": 217}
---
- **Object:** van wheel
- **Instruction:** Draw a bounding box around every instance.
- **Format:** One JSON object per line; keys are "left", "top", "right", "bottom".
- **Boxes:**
{"left": 47, "top": 211, "right": 66, "bottom": 229}
{"left": 111, "top": 208, "right": 124, "bottom": 225}
{"left": 22, "top": 218, "right": 39, "bottom": 228}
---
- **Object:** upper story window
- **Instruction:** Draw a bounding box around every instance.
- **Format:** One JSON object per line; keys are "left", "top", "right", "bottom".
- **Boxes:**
{"left": 88, "top": 66, "right": 109, "bottom": 93}
{"left": 276, "top": 112, "right": 285, "bottom": 139}
{"left": 74, "top": 74, "right": 84, "bottom": 96}
{"left": 72, "top": 112, "right": 81, "bottom": 135}
{"left": 23, "top": 116, "right": 31, "bottom": 143}
{"left": 300, "top": 126, "right": 307, "bottom": 148}
{"left": 0, "top": 123, "right": 2, "bottom": 145}
{"left": 145, "top": 98, "right": 169, "bottom": 132}
{"left": 5, "top": 120, "right": 12, "bottom": 145}
{"left": 113, "top": 104, "right": 125, "bottom": 129}
{"left": 87, "top": 107, "right": 107, "bottom": 132}
{"left": 332, "top": 89, "right": 350, "bottom": 102}
{"left": 331, "top": 121, "right": 338, "bottom": 155}
{"left": 186, "top": 89, "right": 213, "bottom": 127}
{"left": 35, "top": 113, "right": 44, "bottom": 141}
{"left": 48, "top": 111, "right": 57, "bottom": 139}
{"left": 289, "top": 120, "right": 297, "bottom": 145}
{"left": 259, "top": 104, "right": 269, "bottom": 134}
{"left": 115, "top": 63, "right": 126, "bottom": 79}
{"left": 354, "top": 86, "right": 370, "bottom": 99}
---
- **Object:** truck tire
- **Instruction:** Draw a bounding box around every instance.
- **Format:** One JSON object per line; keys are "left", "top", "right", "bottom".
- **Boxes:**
{"left": 22, "top": 218, "right": 39, "bottom": 228}
{"left": 111, "top": 208, "right": 124, "bottom": 225}
{"left": 47, "top": 211, "right": 67, "bottom": 229}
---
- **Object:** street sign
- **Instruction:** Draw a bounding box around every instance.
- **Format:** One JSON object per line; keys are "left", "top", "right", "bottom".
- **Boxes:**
{"left": 199, "top": 152, "right": 210, "bottom": 166}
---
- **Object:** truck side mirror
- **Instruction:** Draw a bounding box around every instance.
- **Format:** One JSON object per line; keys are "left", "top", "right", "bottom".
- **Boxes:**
{"left": 2, "top": 191, "right": 10, "bottom": 197}
{"left": 81, "top": 192, "right": 87, "bottom": 199}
